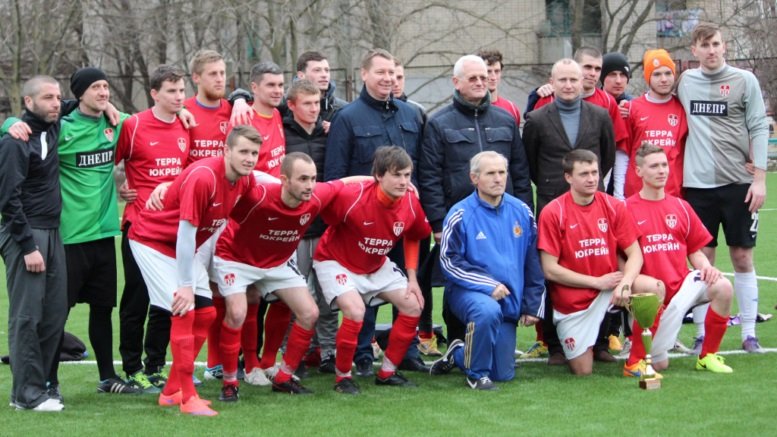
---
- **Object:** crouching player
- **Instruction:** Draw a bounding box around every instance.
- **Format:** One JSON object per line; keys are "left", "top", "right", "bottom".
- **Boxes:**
{"left": 212, "top": 152, "right": 369, "bottom": 399}
{"left": 128, "top": 125, "right": 260, "bottom": 415}
{"left": 431, "top": 151, "right": 545, "bottom": 390}
{"left": 625, "top": 143, "right": 733, "bottom": 375}
{"left": 313, "top": 146, "right": 431, "bottom": 394}
{"left": 538, "top": 150, "right": 647, "bottom": 376}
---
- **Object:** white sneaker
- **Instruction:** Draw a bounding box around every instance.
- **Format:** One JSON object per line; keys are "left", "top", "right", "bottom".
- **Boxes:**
{"left": 244, "top": 367, "right": 272, "bottom": 386}
{"left": 28, "top": 398, "right": 64, "bottom": 412}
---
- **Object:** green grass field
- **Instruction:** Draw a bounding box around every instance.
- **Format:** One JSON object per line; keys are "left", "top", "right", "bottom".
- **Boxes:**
{"left": 1, "top": 177, "right": 776, "bottom": 436}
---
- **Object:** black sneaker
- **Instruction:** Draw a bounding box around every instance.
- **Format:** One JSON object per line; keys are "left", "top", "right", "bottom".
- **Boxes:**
{"left": 334, "top": 378, "right": 360, "bottom": 395}
{"left": 430, "top": 339, "right": 463, "bottom": 375}
{"left": 466, "top": 375, "right": 498, "bottom": 391}
{"left": 354, "top": 359, "right": 373, "bottom": 377}
{"left": 47, "top": 384, "right": 64, "bottom": 403}
{"left": 375, "top": 372, "right": 417, "bottom": 387}
{"left": 219, "top": 383, "right": 239, "bottom": 402}
{"left": 319, "top": 355, "right": 336, "bottom": 374}
{"left": 97, "top": 377, "right": 142, "bottom": 394}
{"left": 272, "top": 379, "right": 313, "bottom": 395}
{"left": 398, "top": 357, "right": 430, "bottom": 373}
{"left": 294, "top": 363, "right": 309, "bottom": 379}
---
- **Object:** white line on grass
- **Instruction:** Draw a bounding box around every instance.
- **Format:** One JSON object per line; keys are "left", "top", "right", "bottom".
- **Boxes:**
{"left": 722, "top": 272, "right": 777, "bottom": 282}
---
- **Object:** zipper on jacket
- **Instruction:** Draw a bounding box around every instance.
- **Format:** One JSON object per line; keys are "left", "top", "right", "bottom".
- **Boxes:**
{"left": 474, "top": 109, "right": 483, "bottom": 151}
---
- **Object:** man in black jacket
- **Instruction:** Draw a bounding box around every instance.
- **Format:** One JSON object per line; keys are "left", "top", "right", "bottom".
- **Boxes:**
{"left": 0, "top": 76, "right": 68, "bottom": 411}
{"left": 419, "top": 55, "right": 533, "bottom": 343}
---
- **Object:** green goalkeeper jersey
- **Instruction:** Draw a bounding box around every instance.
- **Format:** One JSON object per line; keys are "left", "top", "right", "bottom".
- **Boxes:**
{"left": 57, "top": 110, "right": 129, "bottom": 244}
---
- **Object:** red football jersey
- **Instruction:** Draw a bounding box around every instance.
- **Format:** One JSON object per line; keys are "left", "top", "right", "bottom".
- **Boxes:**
{"left": 538, "top": 191, "right": 639, "bottom": 314}
{"left": 314, "top": 181, "right": 431, "bottom": 274}
{"left": 626, "top": 193, "right": 711, "bottom": 302}
{"left": 492, "top": 96, "right": 521, "bottom": 125}
{"left": 184, "top": 96, "right": 233, "bottom": 165}
{"left": 129, "top": 156, "right": 254, "bottom": 257}
{"left": 216, "top": 181, "right": 344, "bottom": 268}
{"left": 535, "top": 88, "right": 628, "bottom": 151}
{"left": 115, "top": 109, "right": 189, "bottom": 228}
{"left": 624, "top": 95, "right": 687, "bottom": 197}
{"left": 227, "top": 108, "right": 285, "bottom": 177}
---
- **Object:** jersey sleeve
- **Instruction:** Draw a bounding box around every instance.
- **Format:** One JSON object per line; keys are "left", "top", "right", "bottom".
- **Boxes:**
{"left": 115, "top": 114, "right": 137, "bottom": 164}
{"left": 537, "top": 203, "right": 562, "bottom": 257}
{"left": 404, "top": 195, "right": 432, "bottom": 240}
{"left": 230, "top": 185, "right": 265, "bottom": 224}
{"left": 313, "top": 180, "right": 344, "bottom": 207}
{"left": 177, "top": 168, "right": 215, "bottom": 227}
{"left": 439, "top": 208, "right": 500, "bottom": 295}
{"left": 682, "top": 198, "right": 713, "bottom": 253}
{"left": 319, "top": 182, "right": 358, "bottom": 225}
{"left": 613, "top": 199, "right": 640, "bottom": 250}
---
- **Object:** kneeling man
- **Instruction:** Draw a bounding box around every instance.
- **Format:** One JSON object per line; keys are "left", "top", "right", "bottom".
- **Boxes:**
{"left": 431, "top": 151, "right": 545, "bottom": 390}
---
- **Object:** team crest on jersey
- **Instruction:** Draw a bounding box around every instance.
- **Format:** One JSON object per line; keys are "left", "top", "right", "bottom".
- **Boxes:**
{"left": 665, "top": 214, "right": 678, "bottom": 229}
{"left": 300, "top": 213, "right": 311, "bottom": 226}
{"left": 513, "top": 221, "right": 523, "bottom": 238}
{"left": 393, "top": 221, "right": 405, "bottom": 236}
{"left": 667, "top": 114, "right": 679, "bottom": 127}
{"left": 719, "top": 84, "right": 730, "bottom": 97}
{"left": 103, "top": 128, "right": 114, "bottom": 142}
{"left": 336, "top": 273, "right": 348, "bottom": 286}
{"left": 223, "top": 273, "right": 235, "bottom": 286}
{"left": 564, "top": 337, "right": 576, "bottom": 351}
{"left": 177, "top": 137, "right": 187, "bottom": 152}
{"left": 597, "top": 218, "right": 608, "bottom": 233}
{"left": 219, "top": 121, "right": 228, "bottom": 135}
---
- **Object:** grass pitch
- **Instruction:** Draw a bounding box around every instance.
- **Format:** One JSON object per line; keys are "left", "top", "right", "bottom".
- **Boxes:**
{"left": 0, "top": 176, "right": 776, "bottom": 436}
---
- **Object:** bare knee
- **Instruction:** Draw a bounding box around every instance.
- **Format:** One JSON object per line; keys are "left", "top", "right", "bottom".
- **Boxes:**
{"left": 729, "top": 247, "right": 753, "bottom": 272}
{"left": 296, "top": 304, "right": 319, "bottom": 330}
{"left": 568, "top": 349, "right": 593, "bottom": 376}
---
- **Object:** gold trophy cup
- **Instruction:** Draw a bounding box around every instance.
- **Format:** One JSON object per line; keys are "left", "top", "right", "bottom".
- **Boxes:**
{"left": 629, "top": 292, "right": 662, "bottom": 390}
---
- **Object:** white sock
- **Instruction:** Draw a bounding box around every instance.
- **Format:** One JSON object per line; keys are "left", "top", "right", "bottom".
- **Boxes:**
{"left": 734, "top": 271, "right": 759, "bottom": 339}
{"left": 692, "top": 303, "right": 709, "bottom": 338}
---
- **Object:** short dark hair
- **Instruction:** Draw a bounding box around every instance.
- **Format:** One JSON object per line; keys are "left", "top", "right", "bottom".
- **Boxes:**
{"left": 361, "top": 49, "right": 394, "bottom": 71}
{"left": 226, "top": 125, "right": 262, "bottom": 149}
{"left": 573, "top": 47, "right": 602, "bottom": 63}
{"left": 371, "top": 146, "right": 412, "bottom": 177}
{"left": 250, "top": 61, "right": 283, "bottom": 84}
{"left": 150, "top": 65, "right": 185, "bottom": 91}
{"left": 281, "top": 152, "right": 315, "bottom": 178}
{"left": 634, "top": 142, "right": 665, "bottom": 166}
{"left": 476, "top": 49, "right": 504, "bottom": 69}
{"left": 22, "top": 75, "right": 59, "bottom": 98}
{"left": 287, "top": 79, "right": 320, "bottom": 102}
{"left": 691, "top": 23, "right": 721, "bottom": 46}
{"left": 296, "top": 51, "right": 327, "bottom": 73}
{"left": 562, "top": 149, "right": 598, "bottom": 174}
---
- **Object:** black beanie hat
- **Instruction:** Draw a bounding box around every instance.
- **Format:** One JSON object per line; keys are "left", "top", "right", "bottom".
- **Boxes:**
{"left": 70, "top": 67, "right": 108, "bottom": 100}
{"left": 600, "top": 53, "right": 630, "bottom": 84}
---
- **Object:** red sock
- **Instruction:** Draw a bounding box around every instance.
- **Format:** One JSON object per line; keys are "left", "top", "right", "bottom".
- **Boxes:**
{"left": 207, "top": 297, "right": 226, "bottom": 368}
{"left": 381, "top": 314, "right": 420, "bottom": 378}
{"left": 700, "top": 308, "right": 728, "bottom": 359}
{"left": 193, "top": 307, "right": 216, "bottom": 359}
{"left": 169, "top": 311, "right": 196, "bottom": 403}
{"left": 276, "top": 323, "right": 315, "bottom": 384}
{"left": 242, "top": 303, "right": 260, "bottom": 372}
{"left": 220, "top": 322, "right": 242, "bottom": 381}
{"left": 335, "top": 317, "right": 363, "bottom": 381}
{"left": 258, "top": 302, "right": 292, "bottom": 369}
{"left": 535, "top": 323, "right": 544, "bottom": 343}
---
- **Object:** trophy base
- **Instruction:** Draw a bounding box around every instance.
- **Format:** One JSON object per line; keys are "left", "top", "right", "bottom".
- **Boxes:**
{"left": 639, "top": 378, "right": 661, "bottom": 390}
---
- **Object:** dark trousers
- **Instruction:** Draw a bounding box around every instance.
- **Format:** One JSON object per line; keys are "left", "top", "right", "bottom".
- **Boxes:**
{"left": 1, "top": 227, "right": 67, "bottom": 408}
{"left": 118, "top": 225, "right": 170, "bottom": 375}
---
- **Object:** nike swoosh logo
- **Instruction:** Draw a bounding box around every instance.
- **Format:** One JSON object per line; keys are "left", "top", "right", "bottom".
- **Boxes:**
{"left": 569, "top": 224, "right": 578, "bottom": 229}
{"left": 212, "top": 202, "right": 222, "bottom": 207}
{"left": 364, "top": 221, "right": 374, "bottom": 226}
{"left": 640, "top": 117, "right": 649, "bottom": 121}
{"left": 268, "top": 217, "right": 279, "bottom": 221}
{"left": 64, "top": 136, "right": 74, "bottom": 142}
{"left": 150, "top": 141, "right": 159, "bottom": 146}
{"left": 638, "top": 220, "right": 647, "bottom": 225}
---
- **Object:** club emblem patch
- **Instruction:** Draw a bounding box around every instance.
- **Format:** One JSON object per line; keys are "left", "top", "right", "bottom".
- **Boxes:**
{"left": 667, "top": 113, "right": 679, "bottom": 127}
{"left": 598, "top": 218, "right": 608, "bottom": 233}
{"left": 300, "top": 213, "right": 311, "bottom": 226}
{"left": 665, "top": 214, "right": 677, "bottom": 229}
{"left": 223, "top": 273, "right": 235, "bottom": 286}
{"left": 719, "top": 84, "right": 730, "bottom": 97}
{"left": 336, "top": 273, "right": 348, "bottom": 286}
{"left": 393, "top": 221, "right": 405, "bottom": 237}
{"left": 178, "top": 137, "right": 187, "bottom": 153}
{"left": 104, "top": 128, "right": 114, "bottom": 142}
